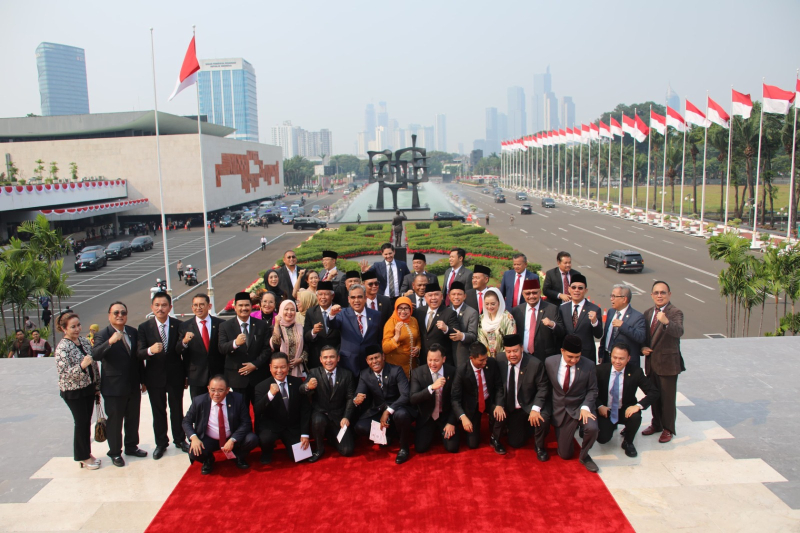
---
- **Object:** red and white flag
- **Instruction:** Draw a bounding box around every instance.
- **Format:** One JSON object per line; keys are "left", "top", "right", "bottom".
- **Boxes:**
{"left": 610, "top": 117, "right": 623, "bottom": 137}
{"left": 707, "top": 97, "right": 730, "bottom": 129}
{"left": 731, "top": 89, "right": 753, "bottom": 118}
{"left": 581, "top": 124, "right": 591, "bottom": 143}
{"left": 796, "top": 78, "right": 800, "bottom": 103}
{"left": 666, "top": 106, "right": 685, "bottom": 132}
{"left": 685, "top": 99, "right": 711, "bottom": 128}
{"left": 599, "top": 120, "right": 612, "bottom": 139}
{"left": 762, "top": 83, "right": 795, "bottom": 114}
{"left": 566, "top": 127, "right": 575, "bottom": 142}
{"left": 558, "top": 129, "right": 567, "bottom": 144}
{"left": 622, "top": 114, "right": 635, "bottom": 136}
{"left": 590, "top": 123, "right": 600, "bottom": 140}
{"left": 168, "top": 37, "right": 201, "bottom": 101}
{"left": 650, "top": 110, "right": 667, "bottom": 135}
{"left": 633, "top": 114, "right": 649, "bottom": 142}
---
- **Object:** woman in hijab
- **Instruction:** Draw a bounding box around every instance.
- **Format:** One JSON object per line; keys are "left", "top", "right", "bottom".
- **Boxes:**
{"left": 478, "top": 287, "right": 516, "bottom": 358}
{"left": 264, "top": 269, "right": 289, "bottom": 306}
{"left": 270, "top": 300, "right": 308, "bottom": 377}
{"left": 295, "top": 289, "right": 318, "bottom": 327}
{"left": 382, "top": 296, "right": 421, "bottom": 378}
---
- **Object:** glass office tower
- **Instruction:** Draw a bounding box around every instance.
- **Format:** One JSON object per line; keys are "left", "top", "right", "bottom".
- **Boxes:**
{"left": 197, "top": 58, "right": 259, "bottom": 142}
{"left": 36, "top": 42, "right": 90, "bottom": 116}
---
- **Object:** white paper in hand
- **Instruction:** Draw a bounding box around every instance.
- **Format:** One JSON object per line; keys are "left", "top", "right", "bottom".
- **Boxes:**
{"left": 369, "top": 420, "right": 387, "bottom": 445}
{"left": 291, "top": 442, "right": 313, "bottom": 462}
{"left": 336, "top": 425, "right": 348, "bottom": 443}
{"left": 223, "top": 449, "right": 236, "bottom": 460}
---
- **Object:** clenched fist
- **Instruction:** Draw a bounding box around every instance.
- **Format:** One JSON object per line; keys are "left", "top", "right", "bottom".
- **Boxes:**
{"left": 270, "top": 383, "right": 280, "bottom": 396}
{"left": 183, "top": 332, "right": 194, "bottom": 344}
{"left": 541, "top": 317, "right": 555, "bottom": 328}
{"left": 109, "top": 331, "right": 124, "bottom": 345}
{"left": 306, "top": 378, "right": 318, "bottom": 390}
{"left": 150, "top": 342, "right": 163, "bottom": 354}
{"left": 235, "top": 333, "right": 247, "bottom": 347}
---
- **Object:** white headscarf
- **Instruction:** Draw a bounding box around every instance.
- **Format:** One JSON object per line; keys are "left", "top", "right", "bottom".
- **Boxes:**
{"left": 480, "top": 287, "right": 506, "bottom": 333}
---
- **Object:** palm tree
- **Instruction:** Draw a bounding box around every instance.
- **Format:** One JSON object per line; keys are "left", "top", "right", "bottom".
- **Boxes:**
{"left": 708, "top": 232, "right": 752, "bottom": 336}
{"left": 709, "top": 127, "right": 729, "bottom": 219}
{"left": 781, "top": 110, "right": 800, "bottom": 237}
{"left": 664, "top": 143, "right": 684, "bottom": 213}
{"left": 688, "top": 127, "right": 703, "bottom": 214}
{"left": 732, "top": 105, "right": 761, "bottom": 220}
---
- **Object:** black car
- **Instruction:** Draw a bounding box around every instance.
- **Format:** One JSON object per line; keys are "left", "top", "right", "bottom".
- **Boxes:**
{"left": 482, "top": 188, "right": 490, "bottom": 194}
{"left": 541, "top": 197, "right": 556, "bottom": 208}
{"left": 293, "top": 217, "right": 328, "bottom": 230}
{"left": 516, "top": 192, "right": 528, "bottom": 200}
{"left": 77, "top": 245, "right": 104, "bottom": 260}
{"left": 494, "top": 195, "right": 506, "bottom": 203}
{"left": 521, "top": 203, "right": 533, "bottom": 214}
{"left": 219, "top": 216, "right": 233, "bottom": 227}
{"left": 604, "top": 249, "right": 644, "bottom": 273}
{"left": 433, "top": 211, "right": 466, "bottom": 222}
{"left": 74, "top": 251, "right": 107, "bottom": 272}
{"left": 130, "top": 236, "right": 154, "bottom": 251}
{"left": 105, "top": 241, "right": 132, "bottom": 259}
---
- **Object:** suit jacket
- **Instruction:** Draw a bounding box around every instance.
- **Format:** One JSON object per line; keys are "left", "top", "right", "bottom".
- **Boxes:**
{"left": 136, "top": 316, "right": 185, "bottom": 389}
{"left": 451, "top": 357, "right": 505, "bottom": 419}
{"left": 510, "top": 300, "right": 565, "bottom": 362}
{"left": 464, "top": 288, "right": 485, "bottom": 313}
{"left": 408, "top": 293, "right": 428, "bottom": 311}
{"left": 302, "top": 305, "right": 342, "bottom": 367}
{"left": 366, "top": 294, "right": 393, "bottom": 332}
{"left": 318, "top": 268, "right": 346, "bottom": 291}
{"left": 218, "top": 317, "right": 271, "bottom": 388}
{"left": 643, "top": 302, "right": 684, "bottom": 376}
{"left": 366, "top": 260, "right": 411, "bottom": 296}
{"left": 496, "top": 352, "right": 549, "bottom": 413}
{"left": 327, "top": 307, "right": 382, "bottom": 376}
{"left": 92, "top": 324, "right": 144, "bottom": 397}
{"left": 276, "top": 265, "right": 300, "bottom": 301}
{"left": 400, "top": 271, "right": 436, "bottom": 294}
{"left": 595, "top": 363, "right": 659, "bottom": 412}
{"left": 544, "top": 354, "right": 598, "bottom": 426}
{"left": 176, "top": 316, "right": 225, "bottom": 387}
{"left": 409, "top": 364, "right": 456, "bottom": 426}
{"left": 560, "top": 300, "right": 604, "bottom": 362}
{"left": 598, "top": 306, "right": 646, "bottom": 365}
{"left": 254, "top": 375, "right": 311, "bottom": 434}
{"left": 181, "top": 391, "right": 252, "bottom": 443}
{"left": 413, "top": 305, "right": 461, "bottom": 364}
{"left": 442, "top": 267, "right": 473, "bottom": 299}
{"left": 300, "top": 366, "right": 355, "bottom": 422}
{"left": 451, "top": 304, "right": 479, "bottom": 367}
{"left": 499, "top": 269, "right": 539, "bottom": 309}
{"left": 355, "top": 363, "right": 415, "bottom": 420}
{"left": 542, "top": 267, "right": 582, "bottom": 302}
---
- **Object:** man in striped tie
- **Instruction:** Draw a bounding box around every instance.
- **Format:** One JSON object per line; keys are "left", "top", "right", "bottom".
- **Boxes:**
{"left": 409, "top": 344, "right": 459, "bottom": 454}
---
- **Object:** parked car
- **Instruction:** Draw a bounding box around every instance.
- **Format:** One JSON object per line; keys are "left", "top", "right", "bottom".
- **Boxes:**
{"left": 310, "top": 205, "right": 321, "bottom": 214}
{"left": 433, "top": 211, "right": 466, "bottom": 222}
{"left": 541, "top": 197, "right": 556, "bottom": 208}
{"left": 219, "top": 216, "right": 233, "bottom": 227}
{"left": 328, "top": 188, "right": 334, "bottom": 194}
{"left": 104, "top": 241, "right": 132, "bottom": 260}
{"left": 130, "top": 236, "right": 154, "bottom": 251}
{"left": 603, "top": 249, "right": 645, "bottom": 273}
{"left": 494, "top": 195, "right": 506, "bottom": 203}
{"left": 77, "top": 245, "right": 104, "bottom": 260}
{"left": 293, "top": 217, "right": 328, "bottom": 230}
{"left": 300, "top": 189, "right": 313, "bottom": 194}
{"left": 74, "top": 251, "right": 107, "bottom": 272}
{"left": 516, "top": 192, "right": 528, "bottom": 200}
{"left": 281, "top": 214, "right": 296, "bottom": 225}
{"left": 521, "top": 203, "right": 533, "bottom": 214}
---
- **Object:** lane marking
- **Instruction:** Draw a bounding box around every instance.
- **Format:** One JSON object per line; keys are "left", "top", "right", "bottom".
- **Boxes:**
{"left": 686, "top": 278, "right": 715, "bottom": 291}
{"left": 562, "top": 237, "right": 569, "bottom": 241}
{"left": 684, "top": 246, "right": 697, "bottom": 251}
{"left": 520, "top": 229, "right": 528, "bottom": 233}
{"left": 558, "top": 227, "right": 567, "bottom": 232}
{"left": 589, "top": 250, "right": 598, "bottom": 254}
{"left": 595, "top": 226, "right": 606, "bottom": 230}
{"left": 574, "top": 243, "right": 583, "bottom": 247}
{"left": 663, "top": 240, "right": 674, "bottom": 244}
{"left": 685, "top": 293, "right": 705, "bottom": 303}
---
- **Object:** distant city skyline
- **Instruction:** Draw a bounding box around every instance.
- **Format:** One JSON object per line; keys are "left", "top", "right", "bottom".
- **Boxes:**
{"left": 36, "top": 42, "right": 90, "bottom": 116}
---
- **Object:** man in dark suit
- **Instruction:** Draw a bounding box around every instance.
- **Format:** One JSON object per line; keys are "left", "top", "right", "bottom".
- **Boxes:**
{"left": 409, "top": 343, "right": 459, "bottom": 453}
{"left": 442, "top": 247, "right": 473, "bottom": 305}
{"left": 541, "top": 335, "right": 600, "bottom": 472}
{"left": 359, "top": 243, "right": 410, "bottom": 299}
{"left": 559, "top": 273, "right": 603, "bottom": 362}
{"left": 327, "top": 284, "right": 382, "bottom": 376}
{"left": 465, "top": 264, "right": 491, "bottom": 314}
{"left": 334, "top": 271, "right": 362, "bottom": 308}
{"left": 318, "top": 250, "right": 346, "bottom": 291}
{"left": 253, "top": 352, "right": 311, "bottom": 464}
{"left": 499, "top": 253, "right": 540, "bottom": 309}
{"left": 303, "top": 281, "right": 341, "bottom": 367}
{"left": 413, "top": 280, "right": 461, "bottom": 365}
{"left": 542, "top": 251, "right": 581, "bottom": 304}
{"left": 597, "top": 343, "right": 659, "bottom": 458}
{"left": 447, "top": 281, "right": 479, "bottom": 368}
{"left": 400, "top": 252, "right": 436, "bottom": 294}
{"left": 451, "top": 342, "right": 507, "bottom": 454}
{"left": 93, "top": 301, "right": 146, "bottom": 467}
{"left": 511, "top": 279, "right": 565, "bottom": 363}
{"left": 177, "top": 293, "right": 224, "bottom": 399}
{"left": 274, "top": 249, "right": 301, "bottom": 301}
{"left": 300, "top": 345, "right": 355, "bottom": 462}
{"left": 362, "top": 271, "right": 392, "bottom": 331}
{"left": 353, "top": 346, "right": 416, "bottom": 464}
{"left": 182, "top": 375, "right": 259, "bottom": 474}
{"left": 137, "top": 292, "right": 187, "bottom": 459}
{"left": 406, "top": 274, "right": 429, "bottom": 310}
{"left": 218, "top": 292, "right": 272, "bottom": 415}
{"left": 641, "top": 281, "right": 684, "bottom": 444}
{"left": 598, "top": 284, "right": 646, "bottom": 367}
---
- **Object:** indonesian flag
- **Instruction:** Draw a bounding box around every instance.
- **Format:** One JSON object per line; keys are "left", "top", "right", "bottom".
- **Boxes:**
{"left": 707, "top": 97, "right": 730, "bottom": 129}
{"left": 599, "top": 121, "right": 611, "bottom": 139}
{"left": 168, "top": 37, "right": 201, "bottom": 101}
{"left": 590, "top": 123, "right": 600, "bottom": 140}
{"left": 650, "top": 110, "right": 666, "bottom": 135}
{"left": 685, "top": 99, "right": 711, "bottom": 128}
{"left": 666, "top": 106, "right": 685, "bottom": 132}
{"left": 731, "top": 89, "right": 753, "bottom": 118}
{"left": 762, "top": 83, "right": 795, "bottom": 114}
{"left": 797, "top": 78, "right": 800, "bottom": 103}
{"left": 518, "top": 138, "right": 527, "bottom": 151}
{"left": 633, "top": 114, "right": 649, "bottom": 142}
{"left": 622, "top": 114, "right": 635, "bottom": 136}
{"left": 566, "top": 127, "right": 574, "bottom": 142}
{"left": 558, "top": 129, "right": 567, "bottom": 144}
{"left": 610, "top": 117, "right": 623, "bottom": 137}
{"left": 581, "top": 124, "right": 590, "bottom": 143}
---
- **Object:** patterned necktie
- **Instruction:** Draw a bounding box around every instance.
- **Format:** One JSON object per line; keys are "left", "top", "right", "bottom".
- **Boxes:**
{"left": 322, "top": 270, "right": 330, "bottom": 281}
{"left": 357, "top": 314, "right": 364, "bottom": 336}
{"left": 322, "top": 311, "right": 328, "bottom": 333}
{"left": 563, "top": 272, "right": 569, "bottom": 293}
{"left": 280, "top": 382, "right": 289, "bottom": 411}
{"left": 562, "top": 364, "right": 571, "bottom": 392}
{"left": 200, "top": 320, "right": 210, "bottom": 352}
{"left": 432, "top": 371, "right": 441, "bottom": 420}
{"left": 371, "top": 300, "right": 377, "bottom": 311}
{"left": 610, "top": 371, "right": 621, "bottom": 424}
{"left": 649, "top": 308, "right": 661, "bottom": 336}
{"left": 217, "top": 403, "right": 227, "bottom": 448}
{"left": 572, "top": 305, "right": 579, "bottom": 329}
{"left": 477, "top": 370, "right": 486, "bottom": 413}
{"left": 387, "top": 263, "right": 395, "bottom": 298}
{"left": 513, "top": 274, "right": 521, "bottom": 307}
{"left": 328, "top": 371, "right": 334, "bottom": 390}
{"left": 241, "top": 322, "right": 249, "bottom": 347}
{"left": 160, "top": 323, "right": 167, "bottom": 347}
{"left": 376, "top": 373, "right": 383, "bottom": 389}
{"left": 607, "top": 311, "right": 620, "bottom": 350}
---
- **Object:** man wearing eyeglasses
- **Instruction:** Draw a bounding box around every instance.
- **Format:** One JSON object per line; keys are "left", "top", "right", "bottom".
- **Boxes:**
{"left": 598, "top": 285, "right": 646, "bottom": 367}
{"left": 276, "top": 250, "right": 300, "bottom": 301}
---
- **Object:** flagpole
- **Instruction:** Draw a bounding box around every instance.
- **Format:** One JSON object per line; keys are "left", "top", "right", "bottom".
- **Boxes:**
{"left": 578, "top": 138, "right": 583, "bottom": 201}
{"left": 661, "top": 99, "right": 669, "bottom": 227}
{"left": 632, "top": 110, "right": 638, "bottom": 214}
{"left": 788, "top": 69, "right": 799, "bottom": 239}
{"left": 699, "top": 91, "right": 709, "bottom": 235}
{"left": 607, "top": 130, "right": 612, "bottom": 205}
{"left": 571, "top": 136, "right": 576, "bottom": 198}
{"left": 724, "top": 86, "right": 733, "bottom": 229}
{"left": 618, "top": 114, "right": 624, "bottom": 216}
{"left": 596, "top": 126, "right": 602, "bottom": 208}
{"left": 678, "top": 106, "right": 687, "bottom": 232}
{"left": 645, "top": 105, "right": 652, "bottom": 225}
{"left": 557, "top": 142, "right": 561, "bottom": 197}
{"left": 752, "top": 79, "right": 765, "bottom": 248}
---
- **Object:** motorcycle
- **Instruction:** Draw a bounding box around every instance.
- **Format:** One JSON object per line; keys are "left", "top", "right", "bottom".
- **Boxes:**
{"left": 184, "top": 267, "right": 199, "bottom": 286}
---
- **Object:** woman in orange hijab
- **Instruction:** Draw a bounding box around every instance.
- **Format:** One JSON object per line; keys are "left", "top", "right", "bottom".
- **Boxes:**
{"left": 382, "top": 296, "right": 421, "bottom": 378}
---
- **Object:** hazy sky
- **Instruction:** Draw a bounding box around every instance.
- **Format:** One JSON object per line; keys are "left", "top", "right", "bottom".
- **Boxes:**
{"left": 2, "top": 0, "right": 798, "bottom": 154}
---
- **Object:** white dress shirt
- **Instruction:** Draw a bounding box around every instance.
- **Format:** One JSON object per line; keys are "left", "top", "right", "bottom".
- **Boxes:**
{"left": 557, "top": 357, "right": 589, "bottom": 412}
{"left": 522, "top": 302, "right": 540, "bottom": 351}
{"left": 425, "top": 306, "right": 448, "bottom": 333}
{"left": 606, "top": 305, "right": 629, "bottom": 350}
{"left": 608, "top": 369, "right": 624, "bottom": 409}
{"left": 384, "top": 261, "right": 399, "bottom": 297}
{"left": 287, "top": 266, "right": 298, "bottom": 286}
{"left": 148, "top": 318, "right": 169, "bottom": 356}
{"left": 428, "top": 367, "right": 443, "bottom": 394}
{"left": 448, "top": 267, "right": 461, "bottom": 288}
{"left": 470, "top": 361, "right": 489, "bottom": 400}
{"left": 366, "top": 297, "right": 380, "bottom": 311}
{"left": 268, "top": 378, "right": 309, "bottom": 438}
{"left": 355, "top": 310, "right": 368, "bottom": 335}
{"left": 571, "top": 298, "right": 599, "bottom": 327}
{"left": 206, "top": 400, "right": 231, "bottom": 441}
{"left": 311, "top": 305, "right": 332, "bottom": 338}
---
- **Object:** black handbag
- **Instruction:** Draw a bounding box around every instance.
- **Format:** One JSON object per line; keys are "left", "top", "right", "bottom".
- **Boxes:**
{"left": 94, "top": 402, "right": 107, "bottom": 443}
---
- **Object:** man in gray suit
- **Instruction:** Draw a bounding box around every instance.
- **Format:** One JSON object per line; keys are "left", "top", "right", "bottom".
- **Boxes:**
{"left": 442, "top": 247, "right": 473, "bottom": 306}
{"left": 598, "top": 284, "right": 646, "bottom": 367}
{"left": 447, "top": 281, "right": 479, "bottom": 367}
{"left": 400, "top": 253, "right": 436, "bottom": 294}
{"left": 318, "top": 250, "right": 346, "bottom": 291}
{"left": 541, "top": 334, "right": 600, "bottom": 472}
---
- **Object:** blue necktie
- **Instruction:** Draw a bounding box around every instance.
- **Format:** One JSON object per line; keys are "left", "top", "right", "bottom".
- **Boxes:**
{"left": 610, "top": 371, "right": 621, "bottom": 424}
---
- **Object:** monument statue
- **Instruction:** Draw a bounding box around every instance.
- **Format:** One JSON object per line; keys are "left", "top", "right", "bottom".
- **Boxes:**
{"left": 367, "top": 135, "right": 428, "bottom": 211}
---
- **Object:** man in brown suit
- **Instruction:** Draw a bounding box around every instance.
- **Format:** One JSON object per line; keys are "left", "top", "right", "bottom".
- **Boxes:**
{"left": 641, "top": 281, "right": 684, "bottom": 444}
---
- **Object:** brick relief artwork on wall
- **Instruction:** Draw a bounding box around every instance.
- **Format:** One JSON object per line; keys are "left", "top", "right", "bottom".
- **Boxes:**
{"left": 215, "top": 151, "right": 280, "bottom": 193}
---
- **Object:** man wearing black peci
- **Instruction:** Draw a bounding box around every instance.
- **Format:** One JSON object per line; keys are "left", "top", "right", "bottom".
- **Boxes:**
{"left": 409, "top": 344, "right": 459, "bottom": 454}
{"left": 511, "top": 278, "right": 564, "bottom": 363}
{"left": 413, "top": 280, "right": 460, "bottom": 365}
{"left": 362, "top": 270, "right": 393, "bottom": 332}
{"left": 559, "top": 273, "right": 603, "bottom": 362}
{"left": 303, "top": 281, "right": 341, "bottom": 367}
{"left": 542, "top": 251, "right": 582, "bottom": 304}
{"left": 401, "top": 253, "right": 436, "bottom": 294}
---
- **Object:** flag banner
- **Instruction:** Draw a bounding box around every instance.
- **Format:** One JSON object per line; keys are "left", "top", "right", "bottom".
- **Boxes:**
{"left": 650, "top": 110, "right": 667, "bottom": 135}
{"left": 763, "top": 83, "right": 795, "bottom": 114}
{"left": 622, "top": 114, "right": 635, "bottom": 136}
{"left": 599, "top": 121, "right": 612, "bottom": 139}
{"left": 685, "top": 99, "right": 711, "bottom": 128}
{"left": 590, "top": 123, "right": 600, "bottom": 140}
{"left": 610, "top": 117, "right": 623, "bottom": 137}
{"left": 633, "top": 114, "right": 649, "bottom": 142}
{"left": 732, "top": 89, "right": 754, "bottom": 118}
{"left": 666, "top": 106, "right": 686, "bottom": 132}
{"left": 566, "top": 127, "right": 575, "bottom": 142}
{"left": 168, "top": 36, "right": 200, "bottom": 101}
{"left": 707, "top": 97, "right": 730, "bottom": 129}
{"left": 581, "top": 124, "right": 591, "bottom": 143}
{"left": 558, "top": 129, "right": 567, "bottom": 144}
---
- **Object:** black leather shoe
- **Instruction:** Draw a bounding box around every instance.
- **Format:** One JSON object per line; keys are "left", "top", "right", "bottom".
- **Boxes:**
{"left": 236, "top": 457, "right": 250, "bottom": 469}
{"left": 395, "top": 448, "right": 410, "bottom": 464}
{"left": 152, "top": 446, "right": 167, "bottom": 460}
{"left": 622, "top": 441, "right": 638, "bottom": 458}
{"left": 259, "top": 453, "right": 272, "bottom": 465}
{"left": 308, "top": 451, "right": 324, "bottom": 464}
{"left": 490, "top": 437, "right": 507, "bottom": 455}
{"left": 201, "top": 459, "right": 214, "bottom": 475}
{"left": 175, "top": 441, "right": 190, "bottom": 453}
{"left": 535, "top": 447, "right": 550, "bottom": 462}
{"left": 124, "top": 448, "right": 147, "bottom": 458}
{"left": 110, "top": 455, "right": 125, "bottom": 467}
{"left": 580, "top": 455, "right": 599, "bottom": 473}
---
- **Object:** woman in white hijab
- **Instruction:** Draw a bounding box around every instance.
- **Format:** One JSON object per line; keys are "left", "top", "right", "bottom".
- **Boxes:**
{"left": 477, "top": 287, "right": 517, "bottom": 357}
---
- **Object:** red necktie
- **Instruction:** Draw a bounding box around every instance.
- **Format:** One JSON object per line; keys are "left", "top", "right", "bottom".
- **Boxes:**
{"left": 527, "top": 307, "right": 537, "bottom": 353}
{"left": 649, "top": 307, "right": 661, "bottom": 335}
{"left": 477, "top": 370, "right": 486, "bottom": 413}
{"left": 513, "top": 274, "right": 521, "bottom": 307}
{"left": 563, "top": 272, "right": 569, "bottom": 293}
{"left": 322, "top": 270, "right": 330, "bottom": 281}
{"left": 357, "top": 314, "right": 364, "bottom": 336}
{"left": 201, "top": 320, "right": 210, "bottom": 352}
{"left": 562, "top": 364, "right": 570, "bottom": 392}
{"left": 217, "top": 403, "right": 227, "bottom": 448}
{"left": 371, "top": 301, "right": 377, "bottom": 311}
{"left": 478, "top": 291, "right": 483, "bottom": 313}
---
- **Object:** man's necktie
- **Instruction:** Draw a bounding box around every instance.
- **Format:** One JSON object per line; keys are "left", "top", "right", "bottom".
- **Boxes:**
{"left": 217, "top": 403, "right": 227, "bottom": 449}
{"left": 371, "top": 301, "right": 377, "bottom": 311}
{"left": 506, "top": 364, "right": 516, "bottom": 411}
{"left": 562, "top": 364, "right": 571, "bottom": 392}
{"left": 432, "top": 372, "right": 441, "bottom": 420}
{"left": 563, "top": 271, "right": 569, "bottom": 294}
{"left": 241, "top": 322, "right": 249, "bottom": 347}
{"left": 280, "top": 382, "right": 289, "bottom": 411}
{"left": 387, "top": 263, "right": 395, "bottom": 298}
{"left": 572, "top": 305, "right": 579, "bottom": 329}
{"left": 608, "top": 311, "right": 620, "bottom": 349}
{"left": 322, "top": 270, "right": 330, "bottom": 281}
{"left": 121, "top": 330, "right": 131, "bottom": 353}
{"left": 357, "top": 314, "right": 364, "bottom": 337}
{"left": 376, "top": 373, "right": 383, "bottom": 389}
{"left": 513, "top": 274, "right": 521, "bottom": 307}
{"left": 427, "top": 308, "right": 435, "bottom": 332}
{"left": 322, "top": 311, "right": 328, "bottom": 333}
{"left": 527, "top": 307, "right": 537, "bottom": 353}
{"left": 478, "top": 291, "right": 483, "bottom": 313}
{"left": 477, "top": 370, "right": 486, "bottom": 413}
{"left": 649, "top": 308, "right": 661, "bottom": 336}
{"left": 160, "top": 323, "right": 167, "bottom": 347}
{"left": 328, "top": 371, "right": 334, "bottom": 391}
{"left": 610, "top": 371, "right": 621, "bottom": 424}
{"left": 201, "top": 320, "right": 210, "bottom": 352}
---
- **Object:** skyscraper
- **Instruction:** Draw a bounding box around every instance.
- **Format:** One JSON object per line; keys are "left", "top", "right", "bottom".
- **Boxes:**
{"left": 272, "top": 121, "right": 297, "bottom": 158}
{"left": 421, "top": 126, "right": 435, "bottom": 150}
{"left": 498, "top": 113, "right": 508, "bottom": 144}
{"left": 544, "top": 94, "right": 559, "bottom": 131}
{"left": 377, "top": 102, "right": 389, "bottom": 129}
{"left": 532, "top": 66, "right": 552, "bottom": 133}
{"left": 485, "top": 107, "right": 499, "bottom": 154}
{"left": 197, "top": 58, "right": 259, "bottom": 142}
{"left": 667, "top": 84, "right": 680, "bottom": 110}
{"left": 435, "top": 114, "right": 447, "bottom": 152}
{"left": 365, "top": 104, "right": 377, "bottom": 141}
{"left": 507, "top": 87, "right": 527, "bottom": 138}
{"left": 36, "top": 42, "right": 90, "bottom": 116}
{"left": 561, "top": 97, "right": 575, "bottom": 128}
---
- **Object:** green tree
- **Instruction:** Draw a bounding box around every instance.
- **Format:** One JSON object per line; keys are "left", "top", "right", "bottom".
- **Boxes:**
{"left": 49, "top": 161, "right": 59, "bottom": 180}
{"left": 283, "top": 155, "right": 314, "bottom": 190}
{"left": 709, "top": 126, "right": 730, "bottom": 217}
{"left": 69, "top": 162, "right": 78, "bottom": 180}
{"left": 34, "top": 159, "right": 45, "bottom": 180}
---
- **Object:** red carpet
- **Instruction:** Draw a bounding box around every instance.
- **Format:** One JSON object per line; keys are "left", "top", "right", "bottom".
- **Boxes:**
{"left": 146, "top": 426, "right": 632, "bottom": 533}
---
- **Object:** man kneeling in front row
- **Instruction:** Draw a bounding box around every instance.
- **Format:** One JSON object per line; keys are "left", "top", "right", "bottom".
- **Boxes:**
{"left": 182, "top": 375, "right": 259, "bottom": 475}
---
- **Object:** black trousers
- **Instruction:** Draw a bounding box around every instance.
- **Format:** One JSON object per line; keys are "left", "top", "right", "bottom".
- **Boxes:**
{"left": 460, "top": 410, "right": 502, "bottom": 449}
{"left": 148, "top": 384, "right": 185, "bottom": 447}
{"left": 232, "top": 384, "right": 256, "bottom": 430}
{"left": 103, "top": 391, "right": 141, "bottom": 457}
{"left": 63, "top": 393, "right": 95, "bottom": 461}
{"left": 501, "top": 408, "right": 550, "bottom": 450}
{"left": 649, "top": 373, "right": 678, "bottom": 435}
{"left": 189, "top": 433, "right": 258, "bottom": 463}
{"left": 311, "top": 412, "right": 354, "bottom": 456}
{"left": 598, "top": 408, "right": 642, "bottom": 444}
{"left": 414, "top": 415, "right": 460, "bottom": 454}
{"left": 189, "top": 385, "right": 207, "bottom": 400}
{"left": 354, "top": 407, "right": 414, "bottom": 450}
{"left": 259, "top": 426, "right": 301, "bottom": 460}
